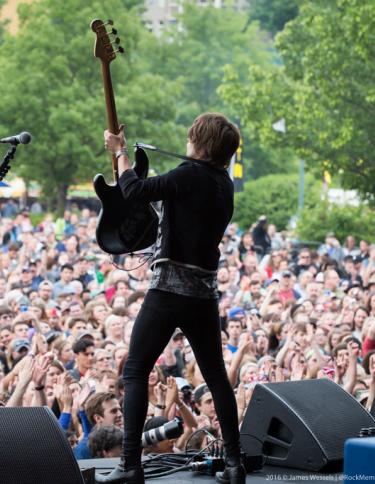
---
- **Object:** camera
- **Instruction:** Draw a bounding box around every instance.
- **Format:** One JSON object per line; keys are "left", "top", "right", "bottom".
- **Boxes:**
{"left": 181, "top": 386, "right": 192, "bottom": 404}
{"left": 142, "top": 418, "right": 183, "bottom": 447}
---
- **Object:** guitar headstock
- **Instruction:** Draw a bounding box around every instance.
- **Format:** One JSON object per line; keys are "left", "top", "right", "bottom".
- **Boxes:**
{"left": 90, "top": 19, "right": 124, "bottom": 65}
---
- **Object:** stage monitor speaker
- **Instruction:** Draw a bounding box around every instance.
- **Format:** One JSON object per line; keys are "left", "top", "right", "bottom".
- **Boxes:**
{"left": 240, "top": 378, "right": 375, "bottom": 472}
{"left": 0, "top": 406, "right": 85, "bottom": 484}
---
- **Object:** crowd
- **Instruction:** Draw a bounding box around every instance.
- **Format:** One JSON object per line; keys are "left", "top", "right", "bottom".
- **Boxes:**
{"left": 0, "top": 201, "right": 375, "bottom": 461}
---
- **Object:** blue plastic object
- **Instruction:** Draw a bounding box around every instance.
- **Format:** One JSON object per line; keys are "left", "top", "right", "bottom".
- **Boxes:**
{"left": 344, "top": 437, "right": 375, "bottom": 483}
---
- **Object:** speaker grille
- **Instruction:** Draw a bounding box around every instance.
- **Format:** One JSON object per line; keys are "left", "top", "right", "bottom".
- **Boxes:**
{"left": 0, "top": 407, "right": 84, "bottom": 484}
{"left": 264, "top": 379, "right": 375, "bottom": 461}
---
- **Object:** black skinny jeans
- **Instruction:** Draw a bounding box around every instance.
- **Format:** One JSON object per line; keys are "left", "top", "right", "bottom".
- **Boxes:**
{"left": 122, "top": 288, "right": 240, "bottom": 467}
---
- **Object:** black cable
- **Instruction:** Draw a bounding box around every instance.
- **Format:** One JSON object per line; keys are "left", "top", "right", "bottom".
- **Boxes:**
{"left": 185, "top": 438, "right": 223, "bottom": 465}
{"left": 184, "top": 428, "right": 216, "bottom": 453}
{"left": 109, "top": 251, "right": 153, "bottom": 272}
{"left": 145, "top": 465, "right": 191, "bottom": 479}
{"left": 143, "top": 452, "right": 194, "bottom": 474}
{"left": 142, "top": 435, "right": 222, "bottom": 477}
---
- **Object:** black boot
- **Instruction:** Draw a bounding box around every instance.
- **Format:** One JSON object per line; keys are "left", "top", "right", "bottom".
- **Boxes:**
{"left": 95, "top": 463, "right": 144, "bottom": 484}
{"left": 215, "top": 456, "right": 246, "bottom": 484}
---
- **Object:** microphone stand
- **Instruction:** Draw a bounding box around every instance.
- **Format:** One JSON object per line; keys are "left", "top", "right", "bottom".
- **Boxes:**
{"left": 0, "top": 145, "right": 17, "bottom": 181}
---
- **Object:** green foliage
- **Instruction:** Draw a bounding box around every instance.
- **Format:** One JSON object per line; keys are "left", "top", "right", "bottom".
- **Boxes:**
{"left": 0, "top": 0, "right": 6, "bottom": 43}
{"left": 245, "top": 0, "right": 299, "bottom": 36}
{"left": 296, "top": 202, "right": 375, "bottom": 243}
{"left": 0, "top": 0, "right": 185, "bottom": 211}
{"left": 139, "top": 3, "right": 274, "bottom": 115}
{"left": 0, "top": 0, "right": 284, "bottom": 211}
{"left": 233, "top": 173, "right": 321, "bottom": 230}
{"left": 220, "top": 0, "right": 375, "bottom": 201}
{"left": 246, "top": 143, "right": 298, "bottom": 180}
{"left": 29, "top": 213, "right": 45, "bottom": 228}
{"left": 139, "top": 4, "right": 287, "bottom": 178}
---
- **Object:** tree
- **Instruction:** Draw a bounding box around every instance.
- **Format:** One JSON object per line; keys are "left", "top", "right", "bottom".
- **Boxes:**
{"left": 220, "top": 0, "right": 375, "bottom": 201}
{"left": 0, "top": 0, "right": 6, "bottom": 43}
{"left": 0, "top": 0, "right": 185, "bottom": 212}
{"left": 244, "top": 0, "right": 299, "bottom": 36}
{"left": 296, "top": 202, "right": 375, "bottom": 243}
{"left": 139, "top": 4, "right": 274, "bottom": 116}
{"left": 138, "top": 4, "right": 290, "bottom": 179}
{"left": 233, "top": 173, "right": 321, "bottom": 231}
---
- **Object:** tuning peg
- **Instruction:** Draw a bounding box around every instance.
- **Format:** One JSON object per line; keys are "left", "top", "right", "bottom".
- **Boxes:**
{"left": 110, "top": 28, "right": 118, "bottom": 35}
{"left": 104, "top": 19, "right": 114, "bottom": 26}
{"left": 111, "top": 37, "right": 121, "bottom": 45}
{"left": 115, "top": 46, "right": 124, "bottom": 54}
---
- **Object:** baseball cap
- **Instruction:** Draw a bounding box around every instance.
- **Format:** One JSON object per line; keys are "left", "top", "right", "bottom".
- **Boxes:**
{"left": 44, "top": 330, "right": 60, "bottom": 344}
{"left": 344, "top": 280, "right": 362, "bottom": 293}
{"left": 228, "top": 307, "right": 246, "bottom": 319}
{"left": 175, "top": 377, "right": 191, "bottom": 391}
{"left": 76, "top": 331, "right": 94, "bottom": 341}
{"left": 58, "top": 287, "right": 76, "bottom": 297}
{"left": 281, "top": 270, "right": 292, "bottom": 278}
{"left": 172, "top": 328, "right": 184, "bottom": 340}
{"left": 193, "top": 383, "right": 211, "bottom": 403}
{"left": 270, "top": 274, "right": 280, "bottom": 283}
{"left": 11, "top": 339, "right": 30, "bottom": 352}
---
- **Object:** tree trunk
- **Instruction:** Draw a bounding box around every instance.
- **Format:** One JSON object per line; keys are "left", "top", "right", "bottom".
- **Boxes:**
{"left": 56, "top": 184, "right": 68, "bottom": 217}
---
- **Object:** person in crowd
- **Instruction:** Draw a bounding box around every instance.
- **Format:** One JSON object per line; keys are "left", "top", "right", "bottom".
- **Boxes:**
{"left": 104, "top": 314, "right": 125, "bottom": 345}
{"left": 53, "top": 264, "right": 76, "bottom": 299}
{"left": 0, "top": 193, "right": 374, "bottom": 484}
{"left": 89, "top": 425, "right": 124, "bottom": 458}
{"left": 70, "top": 338, "right": 95, "bottom": 381}
{"left": 74, "top": 391, "right": 123, "bottom": 459}
{"left": 252, "top": 216, "right": 271, "bottom": 257}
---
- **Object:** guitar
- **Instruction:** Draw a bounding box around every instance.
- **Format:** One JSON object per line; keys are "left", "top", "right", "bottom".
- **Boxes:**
{"left": 91, "top": 19, "right": 158, "bottom": 255}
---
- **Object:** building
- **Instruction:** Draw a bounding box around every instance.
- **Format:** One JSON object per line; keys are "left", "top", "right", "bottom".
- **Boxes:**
{"left": 143, "top": 0, "right": 248, "bottom": 36}
{"left": 0, "top": 0, "right": 33, "bottom": 34}
{"left": 1, "top": 0, "right": 248, "bottom": 36}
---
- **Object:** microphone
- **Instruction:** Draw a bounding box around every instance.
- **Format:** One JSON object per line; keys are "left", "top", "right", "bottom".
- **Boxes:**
{"left": 141, "top": 418, "right": 184, "bottom": 447}
{"left": 0, "top": 132, "right": 32, "bottom": 145}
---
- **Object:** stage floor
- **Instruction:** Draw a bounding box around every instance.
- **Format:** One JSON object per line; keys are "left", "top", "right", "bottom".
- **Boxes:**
{"left": 79, "top": 458, "right": 343, "bottom": 484}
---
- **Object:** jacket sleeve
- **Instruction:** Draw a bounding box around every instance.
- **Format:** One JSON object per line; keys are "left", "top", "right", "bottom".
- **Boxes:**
{"left": 78, "top": 409, "right": 93, "bottom": 438}
{"left": 118, "top": 164, "right": 192, "bottom": 203}
{"left": 58, "top": 412, "right": 71, "bottom": 431}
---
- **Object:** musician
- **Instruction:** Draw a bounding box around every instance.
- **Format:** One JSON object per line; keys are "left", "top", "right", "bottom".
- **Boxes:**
{"left": 97, "top": 113, "right": 245, "bottom": 484}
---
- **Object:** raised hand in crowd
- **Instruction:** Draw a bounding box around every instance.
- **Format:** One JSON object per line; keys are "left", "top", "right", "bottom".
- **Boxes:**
{"left": 31, "top": 352, "right": 54, "bottom": 406}
{"left": 342, "top": 340, "right": 359, "bottom": 395}
{"left": 60, "top": 379, "right": 74, "bottom": 413}
{"left": 228, "top": 332, "right": 255, "bottom": 387}
{"left": 153, "top": 381, "right": 167, "bottom": 417}
{"left": 290, "top": 353, "right": 306, "bottom": 381}
{"left": 6, "top": 355, "right": 35, "bottom": 407}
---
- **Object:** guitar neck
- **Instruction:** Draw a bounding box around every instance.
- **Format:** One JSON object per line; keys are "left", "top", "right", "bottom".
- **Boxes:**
{"left": 101, "top": 62, "right": 119, "bottom": 182}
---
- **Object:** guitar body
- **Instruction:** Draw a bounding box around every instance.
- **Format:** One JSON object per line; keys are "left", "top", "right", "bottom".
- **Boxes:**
{"left": 94, "top": 147, "right": 158, "bottom": 255}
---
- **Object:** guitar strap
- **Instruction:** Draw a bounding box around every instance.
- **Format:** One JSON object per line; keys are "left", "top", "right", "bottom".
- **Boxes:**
{"left": 134, "top": 142, "right": 227, "bottom": 171}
